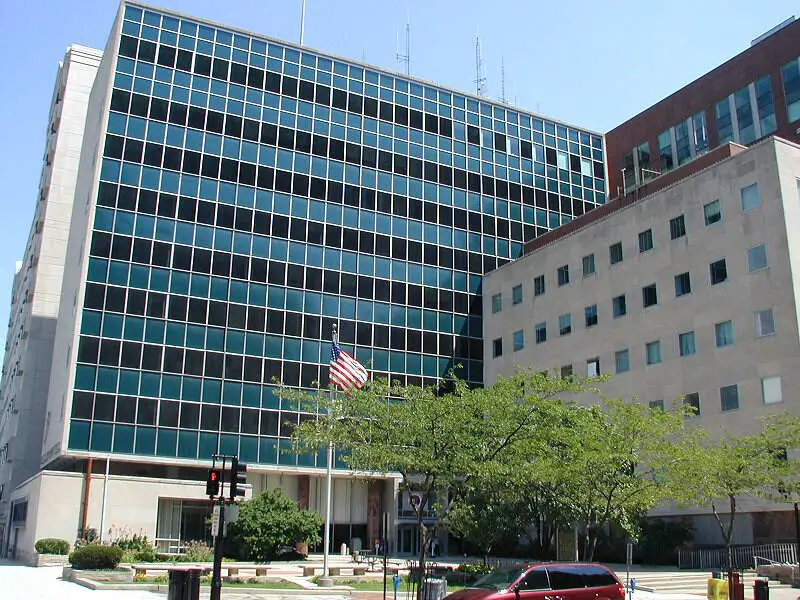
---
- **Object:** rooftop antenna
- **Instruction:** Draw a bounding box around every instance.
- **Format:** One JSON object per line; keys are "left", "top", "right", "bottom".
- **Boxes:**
{"left": 474, "top": 36, "right": 486, "bottom": 96}
{"left": 396, "top": 15, "right": 411, "bottom": 75}
{"left": 299, "top": 0, "right": 307, "bottom": 46}
{"left": 500, "top": 56, "right": 507, "bottom": 104}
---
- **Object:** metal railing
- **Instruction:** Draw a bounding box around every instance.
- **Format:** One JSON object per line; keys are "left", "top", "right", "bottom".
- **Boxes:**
{"left": 678, "top": 543, "right": 797, "bottom": 570}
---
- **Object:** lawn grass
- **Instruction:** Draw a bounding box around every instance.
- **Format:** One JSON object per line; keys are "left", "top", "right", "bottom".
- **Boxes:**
{"left": 338, "top": 577, "right": 465, "bottom": 592}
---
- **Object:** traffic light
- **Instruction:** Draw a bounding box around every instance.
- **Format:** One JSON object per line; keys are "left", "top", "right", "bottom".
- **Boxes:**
{"left": 229, "top": 457, "right": 247, "bottom": 500}
{"left": 206, "top": 469, "right": 221, "bottom": 497}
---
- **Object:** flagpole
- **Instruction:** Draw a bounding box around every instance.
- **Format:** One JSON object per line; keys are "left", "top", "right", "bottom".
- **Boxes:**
{"left": 319, "top": 323, "right": 337, "bottom": 587}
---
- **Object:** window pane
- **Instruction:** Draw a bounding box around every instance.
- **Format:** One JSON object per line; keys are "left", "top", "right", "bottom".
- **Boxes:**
{"left": 756, "top": 75, "right": 777, "bottom": 136}
{"left": 669, "top": 215, "right": 686, "bottom": 240}
{"left": 710, "top": 259, "right": 728, "bottom": 284}
{"left": 683, "top": 392, "right": 700, "bottom": 416}
{"left": 609, "top": 242, "right": 623, "bottom": 265}
{"left": 747, "top": 244, "right": 768, "bottom": 272}
{"left": 715, "top": 320, "right": 734, "bottom": 347}
{"left": 642, "top": 284, "right": 658, "bottom": 307}
{"left": 587, "top": 358, "right": 599, "bottom": 377}
{"left": 755, "top": 308, "right": 775, "bottom": 337}
{"left": 513, "top": 330, "right": 524, "bottom": 351}
{"left": 704, "top": 200, "right": 722, "bottom": 225}
{"left": 679, "top": 331, "right": 696, "bottom": 356}
{"left": 674, "top": 272, "right": 691, "bottom": 297}
{"left": 557, "top": 265, "right": 570, "bottom": 286}
{"left": 612, "top": 294, "right": 627, "bottom": 318}
{"left": 512, "top": 284, "right": 523, "bottom": 304}
{"left": 638, "top": 229, "right": 653, "bottom": 252}
{"left": 585, "top": 304, "right": 598, "bottom": 327}
{"left": 762, "top": 376, "right": 783, "bottom": 404}
{"left": 783, "top": 58, "right": 800, "bottom": 122}
{"left": 741, "top": 182, "right": 760, "bottom": 211}
{"left": 582, "top": 254, "right": 595, "bottom": 276}
{"left": 492, "top": 338, "right": 503, "bottom": 358}
{"left": 534, "top": 275, "right": 545, "bottom": 296}
{"left": 720, "top": 384, "right": 739, "bottom": 411}
{"left": 716, "top": 97, "right": 734, "bottom": 144}
{"left": 491, "top": 293, "right": 502, "bottom": 313}
{"left": 649, "top": 399, "right": 664, "bottom": 411}
{"left": 734, "top": 86, "right": 756, "bottom": 144}
{"left": 646, "top": 341, "right": 661, "bottom": 365}
{"left": 535, "top": 322, "right": 547, "bottom": 344}
{"left": 658, "top": 129, "right": 673, "bottom": 171}
{"left": 615, "top": 349, "right": 630, "bottom": 373}
{"left": 559, "top": 314, "right": 571, "bottom": 336}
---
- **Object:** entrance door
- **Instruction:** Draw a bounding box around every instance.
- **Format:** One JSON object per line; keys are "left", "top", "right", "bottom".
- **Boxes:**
{"left": 398, "top": 525, "right": 419, "bottom": 556}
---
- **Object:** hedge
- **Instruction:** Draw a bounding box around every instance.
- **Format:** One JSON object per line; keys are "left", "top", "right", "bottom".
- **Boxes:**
{"left": 35, "top": 538, "right": 70, "bottom": 555}
{"left": 69, "top": 544, "right": 123, "bottom": 570}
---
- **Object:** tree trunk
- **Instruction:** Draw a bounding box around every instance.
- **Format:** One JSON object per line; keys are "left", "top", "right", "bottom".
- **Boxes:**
{"left": 416, "top": 517, "right": 428, "bottom": 600}
{"left": 583, "top": 527, "right": 598, "bottom": 562}
{"left": 726, "top": 495, "right": 736, "bottom": 600}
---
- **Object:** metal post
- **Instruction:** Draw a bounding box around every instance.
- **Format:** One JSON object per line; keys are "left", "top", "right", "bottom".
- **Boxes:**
{"left": 322, "top": 440, "right": 333, "bottom": 576}
{"left": 383, "top": 513, "right": 388, "bottom": 600}
{"left": 299, "top": 0, "right": 306, "bottom": 46}
{"left": 794, "top": 502, "right": 800, "bottom": 563}
{"left": 319, "top": 322, "right": 337, "bottom": 587}
{"left": 211, "top": 498, "right": 225, "bottom": 600}
{"left": 99, "top": 458, "right": 110, "bottom": 542}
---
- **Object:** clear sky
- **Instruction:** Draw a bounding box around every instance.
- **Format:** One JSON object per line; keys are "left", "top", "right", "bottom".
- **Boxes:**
{"left": 0, "top": 0, "right": 796, "bottom": 352}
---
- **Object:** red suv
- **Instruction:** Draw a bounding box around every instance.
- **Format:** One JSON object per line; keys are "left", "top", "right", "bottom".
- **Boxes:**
{"left": 445, "top": 563, "right": 625, "bottom": 600}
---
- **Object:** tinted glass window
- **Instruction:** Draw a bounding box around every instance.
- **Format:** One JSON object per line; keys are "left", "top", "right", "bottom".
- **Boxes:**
{"left": 580, "top": 565, "right": 617, "bottom": 587}
{"left": 519, "top": 568, "right": 550, "bottom": 591}
{"left": 547, "top": 566, "right": 586, "bottom": 590}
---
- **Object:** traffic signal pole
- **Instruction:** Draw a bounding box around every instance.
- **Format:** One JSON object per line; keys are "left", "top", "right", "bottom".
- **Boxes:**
{"left": 211, "top": 495, "right": 225, "bottom": 600}
{"left": 207, "top": 454, "right": 247, "bottom": 600}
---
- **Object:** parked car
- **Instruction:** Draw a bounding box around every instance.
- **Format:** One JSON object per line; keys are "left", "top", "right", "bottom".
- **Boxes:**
{"left": 445, "top": 563, "right": 625, "bottom": 600}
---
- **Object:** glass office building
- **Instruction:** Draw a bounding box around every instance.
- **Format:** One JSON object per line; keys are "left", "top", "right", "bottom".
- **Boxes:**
{"left": 11, "top": 1, "right": 604, "bottom": 557}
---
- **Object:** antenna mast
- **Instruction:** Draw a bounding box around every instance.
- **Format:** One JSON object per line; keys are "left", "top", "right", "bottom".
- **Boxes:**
{"left": 500, "top": 57, "right": 506, "bottom": 104}
{"left": 299, "top": 0, "right": 307, "bottom": 46}
{"left": 474, "top": 36, "right": 486, "bottom": 96}
{"left": 396, "top": 18, "right": 411, "bottom": 75}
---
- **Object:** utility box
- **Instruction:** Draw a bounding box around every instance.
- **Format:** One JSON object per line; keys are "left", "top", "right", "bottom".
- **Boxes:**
{"left": 168, "top": 568, "right": 201, "bottom": 600}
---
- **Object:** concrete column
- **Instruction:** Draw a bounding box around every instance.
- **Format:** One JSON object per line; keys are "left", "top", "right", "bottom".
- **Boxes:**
{"left": 366, "top": 479, "right": 382, "bottom": 550}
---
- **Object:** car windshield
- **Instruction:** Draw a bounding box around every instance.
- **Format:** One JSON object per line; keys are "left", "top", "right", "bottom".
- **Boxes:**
{"left": 473, "top": 568, "right": 527, "bottom": 590}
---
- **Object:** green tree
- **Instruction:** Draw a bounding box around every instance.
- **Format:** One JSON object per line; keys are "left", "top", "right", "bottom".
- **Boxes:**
{"left": 443, "top": 489, "right": 534, "bottom": 563}
{"left": 227, "top": 489, "right": 323, "bottom": 562}
{"left": 525, "top": 398, "right": 695, "bottom": 561}
{"left": 670, "top": 415, "right": 800, "bottom": 577}
{"left": 286, "top": 369, "right": 597, "bottom": 598}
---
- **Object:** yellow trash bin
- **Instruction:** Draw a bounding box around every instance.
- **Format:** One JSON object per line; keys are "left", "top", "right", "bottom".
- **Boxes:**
{"left": 708, "top": 578, "right": 728, "bottom": 600}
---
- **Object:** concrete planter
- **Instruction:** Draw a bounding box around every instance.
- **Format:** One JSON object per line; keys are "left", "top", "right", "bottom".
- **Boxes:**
{"left": 32, "top": 553, "right": 70, "bottom": 567}
{"left": 70, "top": 568, "right": 135, "bottom": 584}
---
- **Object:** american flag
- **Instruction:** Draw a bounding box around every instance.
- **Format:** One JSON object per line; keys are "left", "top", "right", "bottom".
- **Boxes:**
{"left": 329, "top": 341, "right": 368, "bottom": 391}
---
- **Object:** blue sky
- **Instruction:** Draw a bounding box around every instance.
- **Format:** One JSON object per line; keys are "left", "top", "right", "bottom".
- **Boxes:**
{"left": 0, "top": 0, "right": 796, "bottom": 350}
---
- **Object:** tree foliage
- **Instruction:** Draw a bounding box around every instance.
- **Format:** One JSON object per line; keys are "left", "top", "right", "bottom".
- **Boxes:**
{"left": 668, "top": 415, "right": 800, "bottom": 570}
{"left": 227, "top": 489, "right": 323, "bottom": 562}
{"left": 286, "top": 369, "right": 598, "bottom": 589}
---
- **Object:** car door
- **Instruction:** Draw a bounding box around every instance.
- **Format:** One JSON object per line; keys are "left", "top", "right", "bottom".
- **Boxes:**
{"left": 515, "top": 566, "right": 554, "bottom": 600}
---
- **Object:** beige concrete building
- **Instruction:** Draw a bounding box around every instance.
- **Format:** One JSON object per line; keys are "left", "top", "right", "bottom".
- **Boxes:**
{"left": 0, "top": 45, "right": 102, "bottom": 556}
{"left": 483, "top": 136, "right": 800, "bottom": 545}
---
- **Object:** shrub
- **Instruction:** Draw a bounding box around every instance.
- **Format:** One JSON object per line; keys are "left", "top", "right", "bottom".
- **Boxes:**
{"left": 35, "top": 538, "right": 70, "bottom": 555}
{"left": 132, "top": 547, "right": 159, "bottom": 562}
{"left": 226, "top": 490, "right": 322, "bottom": 561}
{"left": 179, "top": 540, "right": 214, "bottom": 562}
{"left": 69, "top": 544, "right": 124, "bottom": 570}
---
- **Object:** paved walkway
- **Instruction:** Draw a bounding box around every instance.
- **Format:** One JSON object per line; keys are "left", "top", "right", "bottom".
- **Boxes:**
{"left": 0, "top": 561, "right": 160, "bottom": 599}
